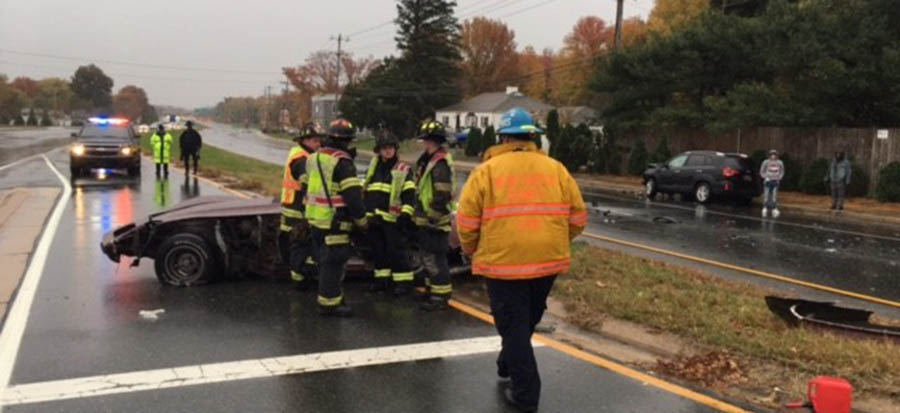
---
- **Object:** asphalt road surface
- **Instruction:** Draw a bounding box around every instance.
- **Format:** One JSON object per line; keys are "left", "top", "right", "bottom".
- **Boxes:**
{"left": 0, "top": 127, "right": 73, "bottom": 167}
{"left": 0, "top": 151, "right": 734, "bottom": 412}
{"left": 195, "top": 123, "right": 900, "bottom": 315}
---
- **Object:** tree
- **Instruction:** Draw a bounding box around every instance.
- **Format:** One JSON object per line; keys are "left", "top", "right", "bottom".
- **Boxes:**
{"left": 36, "top": 78, "right": 74, "bottom": 114}
{"left": 518, "top": 46, "right": 556, "bottom": 103}
{"left": 648, "top": 0, "right": 709, "bottom": 36}
{"left": 283, "top": 50, "right": 380, "bottom": 125}
{"left": 651, "top": 137, "right": 672, "bottom": 163}
{"left": 13, "top": 115, "right": 25, "bottom": 126}
{"left": 142, "top": 105, "right": 159, "bottom": 124}
{"left": 545, "top": 109, "right": 560, "bottom": 156}
{"left": 482, "top": 125, "right": 496, "bottom": 149}
{"left": 40, "top": 112, "right": 53, "bottom": 126}
{"left": 0, "top": 75, "right": 28, "bottom": 122}
{"left": 554, "top": 16, "right": 613, "bottom": 106}
{"left": 569, "top": 124, "right": 594, "bottom": 171}
{"left": 553, "top": 124, "right": 575, "bottom": 169}
{"left": 10, "top": 77, "right": 39, "bottom": 101}
{"left": 113, "top": 85, "right": 150, "bottom": 122}
{"left": 459, "top": 17, "right": 519, "bottom": 97}
{"left": 465, "top": 126, "right": 483, "bottom": 157}
{"left": 627, "top": 140, "right": 649, "bottom": 175}
{"left": 26, "top": 107, "right": 38, "bottom": 126}
{"left": 71, "top": 64, "right": 113, "bottom": 111}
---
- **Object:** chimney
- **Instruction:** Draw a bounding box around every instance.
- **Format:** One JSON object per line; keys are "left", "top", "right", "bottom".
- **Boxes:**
{"left": 505, "top": 86, "right": 520, "bottom": 95}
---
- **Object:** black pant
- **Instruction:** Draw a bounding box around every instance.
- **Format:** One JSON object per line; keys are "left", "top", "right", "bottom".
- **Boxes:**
{"left": 831, "top": 182, "right": 847, "bottom": 209}
{"left": 182, "top": 151, "right": 199, "bottom": 174}
{"left": 419, "top": 228, "right": 450, "bottom": 296}
{"left": 486, "top": 275, "right": 557, "bottom": 407}
{"left": 311, "top": 229, "right": 351, "bottom": 306}
{"left": 368, "top": 219, "right": 414, "bottom": 282}
{"left": 155, "top": 162, "right": 168, "bottom": 177}
{"left": 280, "top": 217, "right": 314, "bottom": 282}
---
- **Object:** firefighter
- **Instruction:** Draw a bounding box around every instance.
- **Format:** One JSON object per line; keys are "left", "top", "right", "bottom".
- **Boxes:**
{"left": 363, "top": 133, "right": 416, "bottom": 295}
{"left": 279, "top": 123, "right": 324, "bottom": 291}
{"left": 456, "top": 107, "right": 587, "bottom": 411}
{"left": 305, "top": 118, "right": 367, "bottom": 317}
{"left": 150, "top": 124, "right": 173, "bottom": 178}
{"left": 413, "top": 121, "right": 455, "bottom": 311}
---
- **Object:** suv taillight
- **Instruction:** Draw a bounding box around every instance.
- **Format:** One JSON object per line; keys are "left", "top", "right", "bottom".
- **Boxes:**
{"left": 722, "top": 167, "right": 740, "bottom": 178}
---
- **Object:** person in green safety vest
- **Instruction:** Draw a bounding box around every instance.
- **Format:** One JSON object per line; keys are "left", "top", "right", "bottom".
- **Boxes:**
{"left": 279, "top": 122, "right": 324, "bottom": 291}
{"left": 305, "top": 118, "right": 367, "bottom": 317}
{"left": 363, "top": 133, "right": 416, "bottom": 296}
{"left": 413, "top": 120, "right": 456, "bottom": 312}
{"left": 150, "top": 124, "right": 173, "bottom": 178}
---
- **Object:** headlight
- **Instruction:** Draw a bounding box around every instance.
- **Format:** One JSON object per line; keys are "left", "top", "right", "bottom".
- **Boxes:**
{"left": 71, "top": 144, "right": 85, "bottom": 156}
{"left": 121, "top": 147, "right": 133, "bottom": 156}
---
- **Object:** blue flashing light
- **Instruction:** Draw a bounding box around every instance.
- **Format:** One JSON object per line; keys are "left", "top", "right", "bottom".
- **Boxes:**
{"left": 89, "top": 117, "right": 128, "bottom": 125}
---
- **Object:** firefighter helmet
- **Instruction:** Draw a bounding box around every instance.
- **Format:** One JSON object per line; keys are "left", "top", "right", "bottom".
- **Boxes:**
{"left": 498, "top": 107, "right": 542, "bottom": 135}
{"left": 417, "top": 120, "right": 447, "bottom": 143}
{"left": 295, "top": 122, "right": 325, "bottom": 142}
{"left": 374, "top": 134, "right": 400, "bottom": 151}
{"left": 328, "top": 118, "right": 355, "bottom": 140}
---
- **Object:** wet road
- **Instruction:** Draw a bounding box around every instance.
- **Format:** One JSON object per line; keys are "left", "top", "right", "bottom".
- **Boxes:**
{"left": 0, "top": 151, "right": 731, "bottom": 412}
{"left": 195, "top": 122, "right": 900, "bottom": 312}
{"left": 199, "top": 122, "right": 292, "bottom": 165}
{"left": 0, "top": 127, "right": 73, "bottom": 167}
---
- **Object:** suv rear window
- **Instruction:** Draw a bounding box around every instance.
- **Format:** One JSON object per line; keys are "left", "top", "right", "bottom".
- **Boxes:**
{"left": 80, "top": 125, "right": 133, "bottom": 139}
{"left": 724, "top": 156, "right": 753, "bottom": 170}
{"left": 685, "top": 155, "right": 711, "bottom": 166}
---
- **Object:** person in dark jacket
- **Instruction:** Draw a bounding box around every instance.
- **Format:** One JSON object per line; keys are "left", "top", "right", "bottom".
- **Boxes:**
{"left": 179, "top": 121, "right": 203, "bottom": 175}
{"left": 826, "top": 151, "right": 852, "bottom": 211}
{"left": 363, "top": 133, "right": 417, "bottom": 295}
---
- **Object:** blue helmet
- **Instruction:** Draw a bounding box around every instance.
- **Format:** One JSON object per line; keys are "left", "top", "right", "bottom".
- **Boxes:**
{"left": 497, "top": 107, "right": 543, "bottom": 135}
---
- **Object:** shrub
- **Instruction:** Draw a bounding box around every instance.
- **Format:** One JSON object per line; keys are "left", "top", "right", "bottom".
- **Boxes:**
{"left": 875, "top": 162, "right": 900, "bottom": 202}
{"left": 569, "top": 124, "right": 593, "bottom": 171}
{"left": 26, "top": 108, "right": 38, "bottom": 126}
{"left": 13, "top": 115, "right": 25, "bottom": 126}
{"left": 847, "top": 164, "right": 869, "bottom": 197}
{"left": 546, "top": 110, "right": 560, "bottom": 156}
{"left": 799, "top": 158, "right": 829, "bottom": 195}
{"left": 40, "top": 114, "right": 53, "bottom": 127}
{"left": 482, "top": 125, "right": 496, "bottom": 149}
{"left": 779, "top": 153, "right": 803, "bottom": 191}
{"left": 464, "top": 127, "right": 482, "bottom": 157}
{"left": 650, "top": 136, "right": 672, "bottom": 163}
{"left": 627, "top": 140, "right": 649, "bottom": 176}
{"left": 749, "top": 149, "right": 767, "bottom": 168}
{"left": 553, "top": 125, "right": 574, "bottom": 168}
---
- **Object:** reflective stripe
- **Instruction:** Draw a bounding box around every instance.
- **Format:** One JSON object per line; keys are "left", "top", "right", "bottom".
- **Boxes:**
{"left": 392, "top": 271, "right": 414, "bottom": 282}
{"left": 366, "top": 182, "right": 392, "bottom": 193}
{"left": 374, "top": 268, "right": 391, "bottom": 278}
{"left": 430, "top": 284, "right": 452, "bottom": 295}
{"left": 462, "top": 245, "right": 476, "bottom": 255}
{"left": 401, "top": 205, "right": 415, "bottom": 216}
{"left": 324, "top": 234, "right": 350, "bottom": 245}
{"left": 433, "top": 182, "right": 452, "bottom": 191}
{"left": 456, "top": 213, "right": 481, "bottom": 230}
{"left": 338, "top": 177, "right": 361, "bottom": 191}
{"left": 481, "top": 203, "right": 570, "bottom": 220}
{"left": 281, "top": 207, "right": 304, "bottom": 219}
{"left": 569, "top": 211, "right": 588, "bottom": 225}
{"left": 280, "top": 224, "right": 293, "bottom": 232}
{"left": 318, "top": 294, "right": 343, "bottom": 306}
{"left": 473, "top": 259, "right": 570, "bottom": 278}
{"left": 306, "top": 256, "right": 316, "bottom": 265}
{"left": 305, "top": 195, "right": 346, "bottom": 207}
{"left": 281, "top": 147, "right": 309, "bottom": 206}
{"left": 282, "top": 178, "right": 301, "bottom": 190}
{"left": 291, "top": 271, "right": 304, "bottom": 282}
{"left": 402, "top": 181, "right": 416, "bottom": 191}
{"left": 353, "top": 216, "right": 368, "bottom": 227}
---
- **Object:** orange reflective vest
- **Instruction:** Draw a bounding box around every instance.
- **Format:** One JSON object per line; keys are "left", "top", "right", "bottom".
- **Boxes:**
{"left": 281, "top": 146, "right": 309, "bottom": 218}
{"left": 456, "top": 141, "right": 587, "bottom": 280}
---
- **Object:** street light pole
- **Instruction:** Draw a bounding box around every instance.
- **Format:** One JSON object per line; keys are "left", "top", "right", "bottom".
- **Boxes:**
{"left": 614, "top": 0, "right": 624, "bottom": 50}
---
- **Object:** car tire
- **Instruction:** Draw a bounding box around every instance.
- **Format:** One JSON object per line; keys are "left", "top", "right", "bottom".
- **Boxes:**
{"left": 645, "top": 178, "right": 658, "bottom": 200}
{"left": 694, "top": 182, "right": 712, "bottom": 204}
{"left": 154, "top": 233, "right": 220, "bottom": 287}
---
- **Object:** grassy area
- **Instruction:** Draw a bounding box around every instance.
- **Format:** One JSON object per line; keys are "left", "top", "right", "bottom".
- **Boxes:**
{"left": 555, "top": 244, "right": 900, "bottom": 399}
{"left": 140, "top": 132, "right": 282, "bottom": 196}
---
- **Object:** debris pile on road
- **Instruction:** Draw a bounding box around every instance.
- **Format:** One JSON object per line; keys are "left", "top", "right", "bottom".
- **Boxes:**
{"left": 139, "top": 308, "right": 165, "bottom": 321}
{"left": 655, "top": 351, "right": 747, "bottom": 388}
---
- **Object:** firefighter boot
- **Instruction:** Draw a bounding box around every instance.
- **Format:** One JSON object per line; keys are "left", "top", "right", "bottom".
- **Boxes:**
{"left": 420, "top": 295, "right": 450, "bottom": 312}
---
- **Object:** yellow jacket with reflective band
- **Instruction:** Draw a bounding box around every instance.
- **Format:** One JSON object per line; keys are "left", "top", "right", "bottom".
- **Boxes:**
{"left": 281, "top": 146, "right": 309, "bottom": 218}
{"left": 414, "top": 149, "right": 455, "bottom": 231}
{"left": 305, "top": 148, "right": 352, "bottom": 231}
{"left": 150, "top": 132, "right": 173, "bottom": 163}
{"left": 364, "top": 157, "right": 415, "bottom": 222}
{"left": 456, "top": 141, "right": 587, "bottom": 280}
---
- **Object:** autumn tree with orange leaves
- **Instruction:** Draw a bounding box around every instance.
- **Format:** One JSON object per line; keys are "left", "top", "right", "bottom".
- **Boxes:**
{"left": 459, "top": 17, "right": 519, "bottom": 97}
{"left": 554, "top": 16, "right": 613, "bottom": 106}
{"left": 112, "top": 85, "right": 150, "bottom": 122}
{"left": 281, "top": 51, "right": 379, "bottom": 125}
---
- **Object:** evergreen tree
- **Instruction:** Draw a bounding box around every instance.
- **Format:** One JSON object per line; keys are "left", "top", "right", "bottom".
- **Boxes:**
{"left": 627, "top": 140, "right": 650, "bottom": 175}
{"left": 482, "top": 125, "right": 496, "bottom": 150}
{"left": 546, "top": 109, "right": 560, "bottom": 156}
{"left": 40, "top": 113, "right": 53, "bottom": 126}
{"left": 569, "top": 124, "right": 594, "bottom": 172}
{"left": 13, "top": 115, "right": 25, "bottom": 126}
{"left": 26, "top": 108, "right": 38, "bottom": 126}
{"left": 651, "top": 136, "right": 672, "bottom": 163}
{"left": 554, "top": 125, "right": 575, "bottom": 169}
{"left": 465, "top": 126, "right": 483, "bottom": 157}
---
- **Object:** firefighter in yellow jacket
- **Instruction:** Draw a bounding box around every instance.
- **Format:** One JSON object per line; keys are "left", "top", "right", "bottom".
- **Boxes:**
{"left": 305, "top": 119, "right": 367, "bottom": 317}
{"left": 456, "top": 108, "right": 587, "bottom": 411}
{"left": 413, "top": 121, "right": 456, "bottom": 312}
{"left": 150, "top": 124, "right": 173, "bottom": 178}
{"left": 279, "top": 123, "right": 324, "bottom": 290}
{"left": 363, "top": 133, "right": 416, "bottom": 295}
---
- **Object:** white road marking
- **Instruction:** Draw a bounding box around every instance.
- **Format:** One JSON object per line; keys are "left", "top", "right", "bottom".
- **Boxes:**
{"left": 0, "top": 146, "right": 62, "bottom": 172}
{"left": 1, "top": 336, "right": 542, "bottom": 406}
{"left": 0, "top": 155, "right": 71, "bottom": 409}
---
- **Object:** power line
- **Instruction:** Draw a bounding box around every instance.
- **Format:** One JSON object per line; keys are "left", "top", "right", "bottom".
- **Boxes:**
{"left": 496, "top": 0, "right": 561, "bottom": 19}
{"left": 0, "top": 60, "right": 279, "bottom": 85}
{"left": 0, "top": 48, "right": 280, "bottom": 75}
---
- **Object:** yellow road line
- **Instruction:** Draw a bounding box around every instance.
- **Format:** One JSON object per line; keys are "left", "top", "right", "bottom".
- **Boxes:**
{"left": 582, "top": 232, "right": 900, "bottom": 309}
{"left": 448, "top": 299, "right": 749, "bottom": 413}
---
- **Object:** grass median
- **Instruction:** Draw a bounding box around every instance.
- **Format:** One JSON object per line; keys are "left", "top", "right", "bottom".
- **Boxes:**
{"left": 556, "top": 243, "right": 899, "bottom": 402}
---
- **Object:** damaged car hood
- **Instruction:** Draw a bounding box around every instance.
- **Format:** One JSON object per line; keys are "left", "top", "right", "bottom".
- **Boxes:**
{"left": 147, "top": 196, "right": 281, "bottom": 223}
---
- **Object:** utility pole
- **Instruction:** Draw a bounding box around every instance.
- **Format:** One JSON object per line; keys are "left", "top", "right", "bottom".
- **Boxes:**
{"left": 330, "top": 33, "right": 349, "bottom": 97}
{"left": 614, "top": 0, "right": 624, "bottom": 50}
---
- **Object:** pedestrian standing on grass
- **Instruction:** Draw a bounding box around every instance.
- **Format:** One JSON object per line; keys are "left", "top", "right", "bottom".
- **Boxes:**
{"left": 456, "top": 107, "right": 587, "bottom": 412}
{"left": 759, "top": 149, "right": 784, "bottom": 218}
{"left": 150, "top": 124, "right": 173, "bottom": 178}
{"left": 179, "top": 120, "right": 202, "bottom": 175}
{"left": 826, "top": 151, "right": 852, "bottom": 211}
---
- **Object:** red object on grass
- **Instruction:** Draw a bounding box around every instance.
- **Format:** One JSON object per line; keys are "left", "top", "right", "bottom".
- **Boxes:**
{"left": 786, "top": 377, "right": 852, "bottom": 413}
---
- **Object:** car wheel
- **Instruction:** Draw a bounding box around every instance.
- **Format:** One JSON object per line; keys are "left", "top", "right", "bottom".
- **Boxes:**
{"left": 645, "top": 178, "right": 658, "bottom": 200}
{"left": 154, "top": 233, "right": 220, "bottom": 286}
{"left": 694, "top": 182, "right": 712, "bottom": 204}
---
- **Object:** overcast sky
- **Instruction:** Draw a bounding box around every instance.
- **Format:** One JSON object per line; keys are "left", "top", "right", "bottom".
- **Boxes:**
{"left": 0, "top": 0, "right": 653, "bottom": 109}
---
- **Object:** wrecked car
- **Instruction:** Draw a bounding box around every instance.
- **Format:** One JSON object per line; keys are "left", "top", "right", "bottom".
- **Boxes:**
{"left": 101, "top": 196, "right": 470, "bottom": 286}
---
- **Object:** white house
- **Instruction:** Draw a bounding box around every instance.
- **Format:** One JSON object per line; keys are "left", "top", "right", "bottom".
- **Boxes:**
{"left": 435, "top": 86, "right": 554, "bottom": 132}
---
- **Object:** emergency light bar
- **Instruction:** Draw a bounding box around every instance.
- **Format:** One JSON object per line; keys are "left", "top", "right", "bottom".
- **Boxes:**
{"left": 89, "top": 117, "right": 129, "bottom": 125}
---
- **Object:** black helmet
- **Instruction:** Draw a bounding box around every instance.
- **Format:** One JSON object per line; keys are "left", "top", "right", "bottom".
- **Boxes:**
{"left": 328, "top": 118, "right": 355, "bottom": 140}
{"left": 374, "top": 134, "right": 400, "bottom": 151}
{"left": 185, "top": 120, "right": 193, "bottom": 128}
{"left": 295, "top": 122, "right": 325, "bottom": 142}
{"left": 418, "top": 120, "right": 447, "bottom": 143}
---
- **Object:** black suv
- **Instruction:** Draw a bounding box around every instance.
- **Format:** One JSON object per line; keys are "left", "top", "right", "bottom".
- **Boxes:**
{"left": 69, "top": 119, "right": 141, "bottom": 178}
{"left": 642, "top": 151, "right": 761, "bottom": 204}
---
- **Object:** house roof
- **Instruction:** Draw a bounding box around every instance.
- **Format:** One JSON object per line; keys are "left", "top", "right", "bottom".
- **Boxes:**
{"left": 558, "top": 106, "right": 599, "bottom": 124}
{"left": 437, "top": 92, "right": 554, "bottom": 114}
